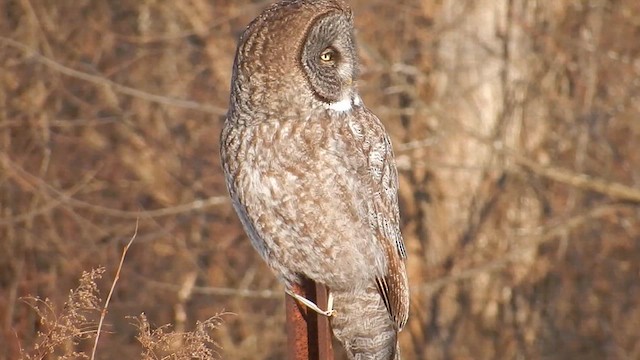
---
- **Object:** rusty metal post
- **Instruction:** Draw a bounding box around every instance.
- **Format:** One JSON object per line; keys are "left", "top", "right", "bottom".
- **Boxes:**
{"left": 286, "top": 279, "right": 334, "bottom": 360}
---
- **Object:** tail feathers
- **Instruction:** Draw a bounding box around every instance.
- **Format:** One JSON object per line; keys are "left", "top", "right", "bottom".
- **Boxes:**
{"left": 330, "top": 287, "right": 400, "bottom": 360}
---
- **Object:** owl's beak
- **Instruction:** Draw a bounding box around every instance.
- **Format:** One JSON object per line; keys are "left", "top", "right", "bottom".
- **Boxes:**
{"left": 344, "top": 78, "right": 353, "bottom": 86}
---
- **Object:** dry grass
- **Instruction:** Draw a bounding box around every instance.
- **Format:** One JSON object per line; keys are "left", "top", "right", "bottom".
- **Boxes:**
{"left": 20, "top": 268, "right": 226, "bottom": 360}
{"left": 18, "top": 268, "right": 226, "bottom": 360}
{"left": 17, "top": 223, "right": 225, "bottom": 360}
{"left": 136, "top": 313, "right": 224, "bottom": 360}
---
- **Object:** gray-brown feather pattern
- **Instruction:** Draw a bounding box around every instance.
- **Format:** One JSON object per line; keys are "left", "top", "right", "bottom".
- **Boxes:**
{"left": 220, "top": 1, "right": 409, "bottom": 358}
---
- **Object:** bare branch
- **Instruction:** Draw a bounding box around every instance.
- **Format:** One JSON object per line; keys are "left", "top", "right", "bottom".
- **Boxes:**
{"left": 143, "top": 278, "right": 281, "bottom": 299}
{"left": 0, "top": 36, "right": 227, "bottom": 115}
{"left": 0, "top": 153, "right": 228, "bottom": 221}
{"left": 418, "top": 204, "right": 633, "bottom": 293}
{"left": 512, "top": 153, "right": 640, "bottom": 204}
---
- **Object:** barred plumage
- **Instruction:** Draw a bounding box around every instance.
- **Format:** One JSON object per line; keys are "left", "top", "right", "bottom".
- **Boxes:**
{"left": 220, "top": 1, "right": 409, "bottom": 358}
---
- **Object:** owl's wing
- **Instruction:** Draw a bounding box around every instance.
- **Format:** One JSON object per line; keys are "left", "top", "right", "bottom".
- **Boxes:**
{"left": 222, "top": 106, "right": 408, "bottom": 329}
{"left": 347, "top": 109, "right": 409, "bottom": 330}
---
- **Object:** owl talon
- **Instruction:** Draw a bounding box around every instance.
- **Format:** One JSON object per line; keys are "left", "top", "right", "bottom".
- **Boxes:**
{"left": 286, "top": 288, "right": 335, "bottom": 317}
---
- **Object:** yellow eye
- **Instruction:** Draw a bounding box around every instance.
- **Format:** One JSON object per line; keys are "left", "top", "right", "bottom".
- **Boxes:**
{"left": 320, "top": 49, "right": 334, "bottom": 62}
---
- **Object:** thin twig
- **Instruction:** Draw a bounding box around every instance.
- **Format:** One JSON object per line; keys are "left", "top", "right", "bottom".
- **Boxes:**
{"left": 91, "top": 220, "right": 139, "bottom": 360}
{"left": 0, "top": 154, "right": 228, "bottom": 222}
{"left": 397, "top": 133, "right": 640, "bottom": 204}
{"left": 418, "top": 203, "right": 633, "bottom": 293}
{"left": 0, "top": 36, "right": 227, "bottom": 115}
{"left": 142, "top": 277, "right": 281, "bottom": 299}
{"left": 512, "top": 153, "right": 640, "bottom": 203}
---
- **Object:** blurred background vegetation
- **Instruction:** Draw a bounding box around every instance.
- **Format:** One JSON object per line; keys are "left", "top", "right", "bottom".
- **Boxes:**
{"left": 1, "top": 0, "right": 640, "bottom": 359}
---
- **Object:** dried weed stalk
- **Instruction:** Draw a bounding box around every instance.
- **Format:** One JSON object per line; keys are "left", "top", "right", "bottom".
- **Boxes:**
{"left": 20, "top": 267, "right": 227, "bottom": 360}
{"left": 20, "top": 268, "right": 105, "bottom": 360}
{"left": 135, "top": 313, "right": 225, "bottom": 360}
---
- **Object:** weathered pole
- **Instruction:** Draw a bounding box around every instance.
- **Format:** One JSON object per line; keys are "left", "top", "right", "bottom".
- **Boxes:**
{"left": 286, "top": 279, "right": 334, "bottom": 360}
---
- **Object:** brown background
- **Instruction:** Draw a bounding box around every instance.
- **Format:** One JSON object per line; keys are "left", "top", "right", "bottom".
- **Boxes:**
{"left": 2, "top": 0, "right": 640, "bottom": 359}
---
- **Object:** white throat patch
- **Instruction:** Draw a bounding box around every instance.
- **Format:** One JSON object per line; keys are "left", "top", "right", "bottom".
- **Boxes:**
{"left": 327, "top": 98, "right": 352, "bottom": 112}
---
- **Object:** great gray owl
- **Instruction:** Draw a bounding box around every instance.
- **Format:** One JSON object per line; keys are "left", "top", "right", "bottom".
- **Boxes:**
{"left": 220, "top": 0, "right": 409, "bottom": 358}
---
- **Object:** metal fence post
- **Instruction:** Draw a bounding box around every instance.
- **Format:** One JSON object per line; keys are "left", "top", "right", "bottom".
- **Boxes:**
{"left": 286, "top": 279, "right": 334, "bottom": 360}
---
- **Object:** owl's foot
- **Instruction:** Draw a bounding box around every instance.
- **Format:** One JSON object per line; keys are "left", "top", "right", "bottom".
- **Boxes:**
{"left": 286, "top": 288, "right": 336, "bottom": 317}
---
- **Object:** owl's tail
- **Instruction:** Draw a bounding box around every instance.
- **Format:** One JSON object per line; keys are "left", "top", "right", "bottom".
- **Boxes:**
{"left": 330, "top": 286, "right": 400, "bottom": 360}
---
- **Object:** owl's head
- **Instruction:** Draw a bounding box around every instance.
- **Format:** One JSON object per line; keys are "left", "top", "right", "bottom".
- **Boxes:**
{"left": 230, "top": 0, "right": 358, "bottom": 117}
{"left": 299, "top": 5, "right": 356, "bottom": 104}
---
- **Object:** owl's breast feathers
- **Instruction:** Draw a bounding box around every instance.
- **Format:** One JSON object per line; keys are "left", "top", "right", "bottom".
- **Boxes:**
{"left": 221, "top": 103, "right": 408, "bottom": 330}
